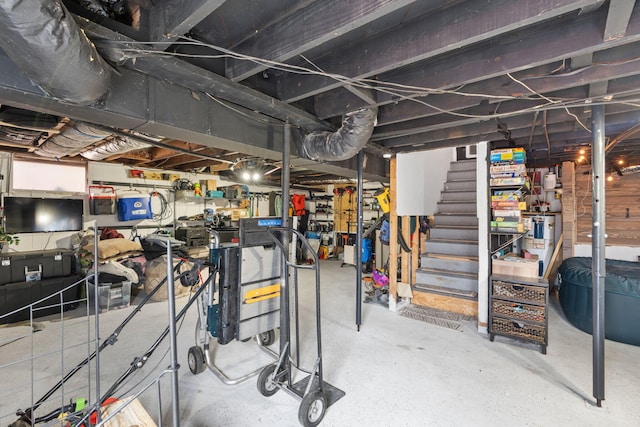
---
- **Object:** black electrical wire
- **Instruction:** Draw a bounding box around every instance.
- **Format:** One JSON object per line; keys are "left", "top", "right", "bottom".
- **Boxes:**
{"left": 150, "top": 190, "right": 171, "bottom": 221}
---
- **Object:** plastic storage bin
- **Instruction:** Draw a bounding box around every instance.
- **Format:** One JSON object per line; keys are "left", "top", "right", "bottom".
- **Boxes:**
{"left": 88, "top": 281, "right": 132, "bottom": 312}
{"left": 1, "top": 249, "right": 74, "bottom": 285}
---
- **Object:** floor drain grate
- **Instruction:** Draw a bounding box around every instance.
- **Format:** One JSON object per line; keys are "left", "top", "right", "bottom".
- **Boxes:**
{"left": 398, "top": 305, "right": 470, "bottom": 331}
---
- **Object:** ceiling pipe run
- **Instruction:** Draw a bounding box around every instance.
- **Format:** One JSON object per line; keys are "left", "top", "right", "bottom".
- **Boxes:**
{"left": 0, "top": 0, "right": 110, "bottom": 105}
{"left": 301, "top": 107, "right": 378, "bottom": 162}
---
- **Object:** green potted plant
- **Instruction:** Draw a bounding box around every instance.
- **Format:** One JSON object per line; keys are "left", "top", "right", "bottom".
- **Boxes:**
{"left": 0, "top": 225, "right": 19, "bottom": 250}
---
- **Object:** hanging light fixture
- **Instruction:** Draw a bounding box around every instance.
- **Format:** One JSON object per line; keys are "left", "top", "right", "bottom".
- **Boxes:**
{"left": 229, "top": 157, "right": 272, "bottom": 182}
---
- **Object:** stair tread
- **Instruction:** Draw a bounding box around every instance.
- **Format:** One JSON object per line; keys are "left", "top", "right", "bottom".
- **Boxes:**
{"left": 428, "top": 238, "right": 478, "bottom": 244}
{"left": 430, "top": 225, "right": 478, "bottom": 229}
{"left": 417, "top": 268, "right": 478, "bottom": 279}
{"left": 435, "top": 213, "right": 477, "bottom": 216}
{"left": 413, "top": 283, "right": 478, "bottom": 299}
{"left": 422, "top": 253, "right": 479, "bottom": 261}
{"left": 438, "top": 200, "right": 476, "bottom": 204}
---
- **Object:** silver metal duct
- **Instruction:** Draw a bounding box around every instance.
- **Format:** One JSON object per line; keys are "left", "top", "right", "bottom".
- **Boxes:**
{"left": 81, "top": 136, "right": 151, "bottom": 160}
{"left": 0, "top": 0, "right": 110, "bottom": 105}
{"left": 301, "top": 107, "right": 378, "bottom": 162}
{"left": 35, "top": 122, "right": 112, "bottom": 158}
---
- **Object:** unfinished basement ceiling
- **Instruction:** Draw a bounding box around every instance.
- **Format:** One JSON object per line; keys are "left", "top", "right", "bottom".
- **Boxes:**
{"left": 1, "top": 0, "right": 640, "bottom": 185}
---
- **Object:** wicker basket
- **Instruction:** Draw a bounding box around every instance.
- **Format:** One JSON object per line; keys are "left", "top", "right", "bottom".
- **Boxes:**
{"left": 492, "top": 300, "right": 545, "bottom": 322}
{"left": 491, "top": 317, "right": 545, "bottom": 344}
{"left": 492, "top": 280, "right": 545, "bottom": 303}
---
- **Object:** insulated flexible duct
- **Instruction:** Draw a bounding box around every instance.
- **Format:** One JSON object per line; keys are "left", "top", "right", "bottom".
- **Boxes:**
{"left": 301, "top": 107, "right": 378, "bottom": 162}
{"left": 35, "top": 122, "right": 112, "bottom": 158}
{"left": 0, "top": 0, "right": 110, "bottom": 105}
{"left": 81, "top": 136, "right": 151, "bottom": 160}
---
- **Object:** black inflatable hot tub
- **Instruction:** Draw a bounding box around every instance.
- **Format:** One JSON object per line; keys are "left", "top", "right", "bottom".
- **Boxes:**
{"left": 557, "top": 257, "right": 640, "bottom": 346}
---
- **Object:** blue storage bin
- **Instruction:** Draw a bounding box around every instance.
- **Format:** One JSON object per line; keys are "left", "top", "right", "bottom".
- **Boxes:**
{"left": 362, "top": 238, "right": 372, "bottom": 263}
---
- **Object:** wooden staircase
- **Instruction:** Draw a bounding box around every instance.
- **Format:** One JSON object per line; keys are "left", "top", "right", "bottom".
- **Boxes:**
{"left": 412, "top": 159, "right": 479, "bottom": 316}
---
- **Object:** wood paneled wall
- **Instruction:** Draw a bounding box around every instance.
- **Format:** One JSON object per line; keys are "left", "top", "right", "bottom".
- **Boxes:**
{"left": 561, "top": 161, "right": 576, "bottom": 259}
{"left": 570, "top": 164, "right": 640, "bottom": 246}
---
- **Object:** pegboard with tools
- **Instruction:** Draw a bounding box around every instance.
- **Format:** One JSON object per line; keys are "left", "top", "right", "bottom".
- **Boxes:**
{"left": 333, "top": 184, "right": 357, "bottom": 233}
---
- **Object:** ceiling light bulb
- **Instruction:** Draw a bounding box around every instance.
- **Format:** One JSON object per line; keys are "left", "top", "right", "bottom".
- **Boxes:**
{"left": 607, "top": 175, "right": 613, "bottom": 182}
{"left": 618, "top": 159, "right": 624, "bottom": 165}
{"left": 383, "top": 153, "right": 393, "bottom": 159}
{"left": 252, "top": 172, "right": 261, "bottom": 181}
{"left": 579, "top": 149, "right": 585, "bottom": 155}
{"left": 242, "top": 171, "right": 251, "bottom": 181}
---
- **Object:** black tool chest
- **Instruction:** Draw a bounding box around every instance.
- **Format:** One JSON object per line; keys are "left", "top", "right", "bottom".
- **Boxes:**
{"left": 0, "top": 275, "right": 82, "bottom": 323}
{"left": 0, "top": 249, "right": 79, "bottom": 323}
{"left": 0, "top": 249, "right": 73, "bottom": 284}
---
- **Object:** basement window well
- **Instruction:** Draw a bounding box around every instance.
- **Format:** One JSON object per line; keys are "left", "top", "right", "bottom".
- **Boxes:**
{"left": 11, "top": 160, "right": 86, "bottom": 193}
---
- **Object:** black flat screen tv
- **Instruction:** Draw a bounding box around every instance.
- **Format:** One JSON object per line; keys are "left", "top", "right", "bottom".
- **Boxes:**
{"left": 3, "top": 197, "right": 84, "bottom": 233}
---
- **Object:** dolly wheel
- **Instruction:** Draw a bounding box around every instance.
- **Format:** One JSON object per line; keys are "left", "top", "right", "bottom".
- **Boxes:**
{"left": 257, "top": 364, "right": 279, "bottom": 397}
{"left": 187, "top": 346, "right": 206, "bottom": 375}
{"left": 259, "top": 329, "right": 276, "bottom": 346}
{"left": 298, "top": 390, "right": 326, "bottom": 427}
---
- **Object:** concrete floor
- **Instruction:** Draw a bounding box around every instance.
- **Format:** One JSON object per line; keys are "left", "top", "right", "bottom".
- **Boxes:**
{"left": 1, "top": 260, "right": 639, "bottom": 426}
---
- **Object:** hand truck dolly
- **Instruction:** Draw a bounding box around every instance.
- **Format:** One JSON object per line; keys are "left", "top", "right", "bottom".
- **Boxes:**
{"left": 255, "top": 224, "right": 345, "bottom": 427}
{"left": 187, "top": 222, "right": 281, "bottom": 384}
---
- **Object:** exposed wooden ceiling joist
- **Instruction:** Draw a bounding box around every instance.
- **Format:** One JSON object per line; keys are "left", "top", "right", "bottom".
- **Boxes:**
{"left": 277, "top": 0, "right": 602, "bottom": 103}
{"left": 3, "top": 0, "right": 640, "bottom": 177}
{"left": 311, "top": 4, "right": 640, "bottom": 122}
{"left": 149, "top": 0, "right": 226, "bottom": 48}
{"left": 225, "top": 0, "right": 418, "bottom": 82}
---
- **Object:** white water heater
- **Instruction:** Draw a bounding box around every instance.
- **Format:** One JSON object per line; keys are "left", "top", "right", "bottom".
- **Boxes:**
{"left": 523, "top": 214, "right": 561, "bottom": 277}
{"left": 543, "top": 172, "right": 557, "bottom": 191}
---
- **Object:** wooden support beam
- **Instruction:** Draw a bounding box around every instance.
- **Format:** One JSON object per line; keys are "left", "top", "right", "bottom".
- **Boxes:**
{"left": 401, "top": 216, "right": 410, "bottom": 283}
{"left": 544, "top": 235, "right": 564, "bottom": 281}
{"left": 412, "top": 230, "right": 420, "bottom": 285}
{"left": 389, "top": 157, "right": 398, "bottom": 305}
{"left": 411, "top": 292, "right": 479, "bottom": 317}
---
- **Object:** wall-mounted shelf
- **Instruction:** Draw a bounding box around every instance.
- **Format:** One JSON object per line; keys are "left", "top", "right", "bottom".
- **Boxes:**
{"left": 490, "top": 232, "right": 527, "bottom": 255}
{"left": 176, "top": 196, "right": 232, "bottom": 206}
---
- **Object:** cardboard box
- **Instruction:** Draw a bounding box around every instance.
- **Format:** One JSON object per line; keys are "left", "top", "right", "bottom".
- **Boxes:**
{"left": 492, "top": 253, "right": 539, "bottom": 279}
{"left": 343, "top": 245, "right": 355, "bottom": 265}
{"left": 490, "top": 148, "right": 526, "bottom": 164}
{"left": 490, "top": 177, "right": 527, "bottom": 187}
{"left": 203, "top": 179, "right": 217, "bottom": 192}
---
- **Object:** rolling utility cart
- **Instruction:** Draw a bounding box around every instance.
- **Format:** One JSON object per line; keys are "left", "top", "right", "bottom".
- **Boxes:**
{"left": 188, "top": 220, "right": 281, "bottom": 384}
{"left": 256, "top": 224, "right": 344, "bottom": 427}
